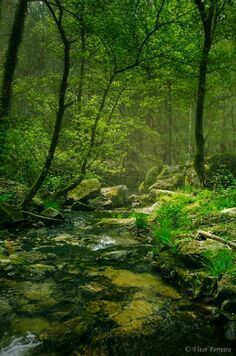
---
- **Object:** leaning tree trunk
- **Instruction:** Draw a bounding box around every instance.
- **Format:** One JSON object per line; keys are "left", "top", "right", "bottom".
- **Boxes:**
{"left": 54, "top": 74, "right": 115, "bottom": 198}
{"left": 0, "top": 0, "right": 28, "bottom": 165}
{"left": 22, "top": 1, "right": 70, "bottom": 208}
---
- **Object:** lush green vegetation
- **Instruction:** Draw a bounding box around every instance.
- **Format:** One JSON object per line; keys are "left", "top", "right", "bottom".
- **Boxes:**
{"left": 0, "top": 0, "right": 235, "bottom": 207}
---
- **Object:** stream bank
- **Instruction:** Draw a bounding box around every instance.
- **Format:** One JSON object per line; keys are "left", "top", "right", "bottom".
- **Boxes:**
{"left": 0, "top": 211, "right": 235, "bottom": 355}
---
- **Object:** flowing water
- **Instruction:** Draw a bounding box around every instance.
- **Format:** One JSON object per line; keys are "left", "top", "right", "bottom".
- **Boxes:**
{"left": 0, "top": 212, "right": 234, "bottom": 355}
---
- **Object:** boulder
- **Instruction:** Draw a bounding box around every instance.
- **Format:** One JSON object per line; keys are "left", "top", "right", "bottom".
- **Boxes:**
{"left": 144, "top": 163, "right": 163, "bottom": 188}
{"left": 41, "top": 208, "right": 65, "bottom": 221}
{"left": 149, "top": 189, "right": 177, "bottom": 200}
{"left": 150, "top": 166, "right": 184, "bottom": 191}
{"left": 0, "top": 202, "right": 24, "bottom": 227}
{"left": 68, "top": 178, "right": 101, "bottom": 203}
{"left": 100, "top": 185, "right": 129, "bottom": 208}
{"left": 88, "top": 196, "right": 113, "bottom": 210}
{"left": 177, "top": 239, "right": 226, "bottom": 268}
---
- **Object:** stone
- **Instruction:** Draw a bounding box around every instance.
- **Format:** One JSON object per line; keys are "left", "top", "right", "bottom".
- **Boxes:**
{"left": 149, "top": 189, "right": 177, "bottom": 200}
{"left": 41, "top": 207, "right": 65, "bottom": 220}
{"left": 100, "top": 185, "right": 129, "bottom": 208}
{"left": 216, "top": 277, "right": 236, "bottom": 304}
{"left": 68, "top": 178, "right": 101, "bottom": 203}
{"left": 89, "top": 196, "right": 113, "bottom": 210}
{"left": 71, "top": 201, "right": 94, "bottom": 211}
{"left": 144, "top": 164, "right": 163, "bottom": 188}
{"left": 150, "top": 173, "right": 184, "bottom": 191}
{"left": 177, "top": 239, "right": 225, "bottom": 268}
{"left": 221, "top": 208, "right": 236, "bottom": 218}
{"left": 0, "top": 202, "right": 24, "bottom": 227}
{"left": 30, "top": 263, "right": 56, "bottom": 274}
{"left": 138, "top": 182, "right": 146, "bottom": 194}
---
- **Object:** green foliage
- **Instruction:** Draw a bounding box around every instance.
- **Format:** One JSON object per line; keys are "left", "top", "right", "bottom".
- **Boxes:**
{"left": 202, "top": 249, "right": 235, "bottom": 277}
{"left": 154, "top": 194, "right": 193, "bottom": 230}
{"left": 0, "top": 193, "right": 12, "bottom": 202}
{"left": 206, "top": 154, "right": 236, "bottom": 188}
{"left": 153, "top": 219, "right": 173, "bottom": 246}
{"left": 44, "top": 200, "right": 59, "bottom": 210}
{"left": 134, "top": 213, "right": 148, "bottom": 229}
{"left": 193, "top": 187, "right": 236, "bottom": 217}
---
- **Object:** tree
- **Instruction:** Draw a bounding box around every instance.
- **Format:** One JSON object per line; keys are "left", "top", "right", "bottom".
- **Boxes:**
{"left": 22, "top": 0, "right": 71, "bottom": 207}
{"left": 0, "top": 0, "right": 28, "bottom": 166}
{"left": 193, "top": 0, "right": 229, "bottom": 184}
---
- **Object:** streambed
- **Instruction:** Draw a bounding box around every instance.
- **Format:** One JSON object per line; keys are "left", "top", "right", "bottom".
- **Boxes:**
{"left": 0, "top": 212, "right": 234, "bottom": 355}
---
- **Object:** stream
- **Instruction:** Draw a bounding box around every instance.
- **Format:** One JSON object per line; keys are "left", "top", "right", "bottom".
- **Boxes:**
{"left": 0, "top": 211, "right": 234, "bottom": 355}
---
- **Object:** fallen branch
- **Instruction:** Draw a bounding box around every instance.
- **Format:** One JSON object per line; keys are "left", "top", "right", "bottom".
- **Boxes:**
{"left": 23, "top": 210, "right": 65, "bottom": 223}
{"left": 197, "top": 230, "right": 236, "bottom": 251}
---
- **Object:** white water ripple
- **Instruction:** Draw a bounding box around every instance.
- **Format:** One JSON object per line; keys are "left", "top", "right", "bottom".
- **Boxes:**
{"left": 0, "top": 332, "right": 41, "bottom": 356}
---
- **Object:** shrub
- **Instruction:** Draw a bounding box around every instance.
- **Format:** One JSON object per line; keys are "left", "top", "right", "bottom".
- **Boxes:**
{"left": 134, "top": 212, "right": 148, "bottom": 229}
{"left": 206, "top": 154, "right": 236, "bottom": 188}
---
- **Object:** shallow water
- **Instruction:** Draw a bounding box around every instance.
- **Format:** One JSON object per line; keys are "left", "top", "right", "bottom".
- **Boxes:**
{"left": 0, "top": 212, "right": 234, "bottom": 355}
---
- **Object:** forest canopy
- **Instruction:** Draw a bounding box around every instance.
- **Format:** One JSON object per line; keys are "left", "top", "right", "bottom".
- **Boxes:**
{"left": 0, "top": 0, "right": 235, "bottom": 204}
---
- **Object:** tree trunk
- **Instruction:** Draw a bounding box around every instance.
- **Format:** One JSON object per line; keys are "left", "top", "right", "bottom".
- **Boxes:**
{"left": 193, "top": 40, "right": 211, "bottom": 184}
{"left": 22, "top": 1, "right": 70, "bottom": 208}
{"left": 77, "top": 25, "right": 86, "bottom": 112}
{"left": 0, "top": 0, "right": 28, "bottom": 165}
{"left": 54, "top": 75, "right": 115, "bottom": 198}
{"left": 166, "top": 82, "right": 173, "bottom": 165}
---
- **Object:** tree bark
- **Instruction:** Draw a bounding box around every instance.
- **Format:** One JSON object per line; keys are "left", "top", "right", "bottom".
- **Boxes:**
{"left": 0, "top": 0, "right": 28, "bottom": 165}
{"left": 193, "top": 0, "right": 216, "bottom": 185}
{"left": 54, "top": 74, "right": 115, "bottom": 198}
{"left": 77, "top": 21, "right": 86, "bottom": 112}
{"left": 22, "top": 0, "right": 70, "bottom": 208}
{"left": 194, "top": 39, "right": 211, "bottom": 184}
{"left": 166, "top": 81, "right": 173, "bottom": 165}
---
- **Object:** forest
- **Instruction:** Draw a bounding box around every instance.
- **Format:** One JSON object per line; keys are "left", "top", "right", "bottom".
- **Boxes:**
{"left": 0, "top": 0, "right": 235, "bottom": 355}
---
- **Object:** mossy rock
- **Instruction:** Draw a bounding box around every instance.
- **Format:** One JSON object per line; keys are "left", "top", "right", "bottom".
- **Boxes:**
{"left": 177, "top": 239, "right": 226, "bottom": 268}
{"left": 144, "top": 163, "right": 163, "bottom": 188}
{"left": 68, "top": 178, "right": 101, "bottom": 203}
{"left": 101, "top": 185, "right": 129, "bottom": 208}
{"left": 41, "top": 207, "right": 65, "bottom": 220}
{"left": 0, "top": 202, "right": 24, "bottom": 227}
{"left": 150, "top": 173, "right": 184, "bottom": 191}
{"left": 138, "top": 181, "right": 146, "bottom": 194}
